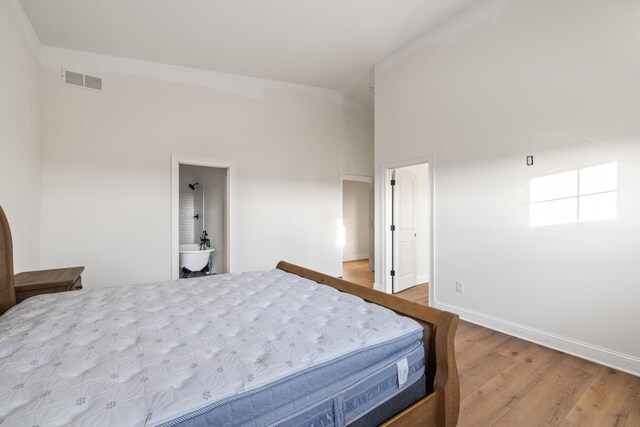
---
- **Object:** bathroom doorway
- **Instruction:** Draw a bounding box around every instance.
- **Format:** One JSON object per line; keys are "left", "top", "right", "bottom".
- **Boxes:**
{"left": 171, "top": 156, "right": 234, "bottom": 280}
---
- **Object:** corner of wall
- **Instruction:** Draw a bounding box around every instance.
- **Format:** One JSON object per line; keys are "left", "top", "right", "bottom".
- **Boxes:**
{"left": 1, "top": 0, "right": 44, "bottom": 272}
{"left": 6, "top": 0, "right": 43, "bottom": 61}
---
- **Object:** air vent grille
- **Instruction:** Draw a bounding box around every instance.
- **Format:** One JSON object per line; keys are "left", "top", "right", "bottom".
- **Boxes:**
{"left": 62, "top": 69, "right": 103, "bottom": 91}
{"left": 65, "top": 71, "right": 84, "bottom": 86}
{"left": 84, "top": 75, "right": 103, "bottom": 90}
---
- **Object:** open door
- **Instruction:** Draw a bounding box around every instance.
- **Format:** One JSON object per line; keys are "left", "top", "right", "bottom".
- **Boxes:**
{"left": 392, "top": 168, "right": 418, "bottom": 293}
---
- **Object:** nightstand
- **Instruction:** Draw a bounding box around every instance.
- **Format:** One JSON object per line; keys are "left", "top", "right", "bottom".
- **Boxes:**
{"left": 14, "top": 266, "right": 85, "bottom": 303}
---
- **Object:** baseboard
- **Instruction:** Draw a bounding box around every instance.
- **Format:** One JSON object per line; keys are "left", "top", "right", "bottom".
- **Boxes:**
{"left": 433, "top": 301, "right": 640, "bottom": 377}
{"left": 342, "top": 254, "right": 369, "bottom": 262}
{"left": 326, "top": 270, "right": 342, "bottom": 279}
{"left": 417, "top": 274, "right": 429, "bottom": 285}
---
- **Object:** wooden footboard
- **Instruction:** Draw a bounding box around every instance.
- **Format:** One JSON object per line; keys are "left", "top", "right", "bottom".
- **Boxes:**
{"left": 277, "top": 261, "right": 460, "bottom": 427}
{"left": 0, "top": 205, "right": 15, "bottom": 316}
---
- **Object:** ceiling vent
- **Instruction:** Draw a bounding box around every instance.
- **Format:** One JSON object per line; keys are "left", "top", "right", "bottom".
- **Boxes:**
{"left": 62, "top": 69, "right": 103, "bottom": 91}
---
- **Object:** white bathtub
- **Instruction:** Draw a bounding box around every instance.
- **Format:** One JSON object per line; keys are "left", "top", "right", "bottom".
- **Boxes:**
{"left": 179, "top": 244, "right": 215, "bottom": 273}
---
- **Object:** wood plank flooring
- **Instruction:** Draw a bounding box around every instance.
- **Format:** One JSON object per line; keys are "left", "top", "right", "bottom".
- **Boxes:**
{"left": 342, "top": 260, "right": 640, "bottom": 427}
{"left": 342, "top": 259, "right": 429, "bottom": 304}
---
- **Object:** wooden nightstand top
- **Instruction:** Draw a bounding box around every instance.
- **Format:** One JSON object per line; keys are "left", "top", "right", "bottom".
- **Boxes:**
{"left": 15, "top": 266, "right": 85, "bottom": 292}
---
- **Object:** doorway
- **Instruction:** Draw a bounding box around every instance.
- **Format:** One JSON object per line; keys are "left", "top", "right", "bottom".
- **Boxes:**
{"left": 171, "top": 156, "right": 235, "bottom": 280}
{"left": 386, "top": 162, "right": 431, "bottom": 294}
{"left": 340, "top": 175, "right": 373, "bottom": 282}
{"left": 178, "top": 164, "right": 227, "bottom": 277}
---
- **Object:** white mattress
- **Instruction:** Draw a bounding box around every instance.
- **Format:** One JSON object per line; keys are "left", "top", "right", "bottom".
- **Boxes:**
{"left": 0, "top": 269, "right": 421, "bottom": 426}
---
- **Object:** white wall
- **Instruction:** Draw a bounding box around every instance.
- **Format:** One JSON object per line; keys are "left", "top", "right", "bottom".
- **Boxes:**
{"left": 200, "top": 166, "right": 227, "bottom": 274}
{"left": 375, "top": 0, "right": 640, "bottom": 374}
{"left": 0, "top": 0, "right": 42, "bottom": 273}
{"left": 342, "top": 180, "right": 370, "bottom": 261}
{"left": 38, "top": 47, "right": 373, "bottom": 288}
{"left": 178, "top": 165, "right": 202, "bottom": 245}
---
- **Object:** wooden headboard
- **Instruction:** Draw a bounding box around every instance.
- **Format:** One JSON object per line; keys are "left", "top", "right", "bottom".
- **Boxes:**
{"left": 0, "top": 205, "right": 16, "bottom": 316}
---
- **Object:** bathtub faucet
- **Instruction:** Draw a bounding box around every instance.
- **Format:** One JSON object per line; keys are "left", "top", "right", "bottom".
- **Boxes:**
{"left": 199, "top": 231, "right": 210, "bottom": 250}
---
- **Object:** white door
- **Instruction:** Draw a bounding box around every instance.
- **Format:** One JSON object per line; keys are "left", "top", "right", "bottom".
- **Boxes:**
{"left": 392, "top": 168, "right": 418, "bottom": 292}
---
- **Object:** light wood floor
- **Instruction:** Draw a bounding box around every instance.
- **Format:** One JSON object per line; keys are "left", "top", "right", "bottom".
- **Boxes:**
{"left": 342, "top": 260, "right": 640, "bottom": 427}
{"left": 342, "top": 259, "right": 429, "bottom": 305}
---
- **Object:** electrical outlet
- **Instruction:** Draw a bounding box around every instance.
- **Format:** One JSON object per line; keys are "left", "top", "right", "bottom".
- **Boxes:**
{"left": 456, "top": 281, "right": 464, "bottom": 293}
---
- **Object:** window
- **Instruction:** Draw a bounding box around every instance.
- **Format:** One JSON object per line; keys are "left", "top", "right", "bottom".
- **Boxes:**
{"left": 529, "top": 162, "right": 617, "bottom": 227}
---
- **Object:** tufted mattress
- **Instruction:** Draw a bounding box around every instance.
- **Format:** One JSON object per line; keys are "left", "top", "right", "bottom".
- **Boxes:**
{"left": 0, "top": 269, "right": 424, "bottom": 426}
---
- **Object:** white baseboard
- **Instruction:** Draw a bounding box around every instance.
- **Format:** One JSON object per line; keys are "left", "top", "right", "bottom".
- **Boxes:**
{"left": 417, "top": 274, "right": 429, "bottom": 285}
{"left": 342, "top": 254, "right": 369, "bottom": 262}
{"left": 433, "top": 301, "right": 640, "bottom": 377}
{"left": 326, "top": 270, "right": 342, "bottom": 279}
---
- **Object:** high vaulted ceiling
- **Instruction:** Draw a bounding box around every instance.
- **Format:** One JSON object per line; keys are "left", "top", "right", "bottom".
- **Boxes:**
{"left": 18, "top": 0, "right": 478, "bottom": 108}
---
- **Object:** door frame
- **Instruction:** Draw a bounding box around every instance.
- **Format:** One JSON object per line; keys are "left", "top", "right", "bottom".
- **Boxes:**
{"left": 171, "top": 155, "right": 236, "bottom": 279}
{"left": 339, "top": 174, "right": 374, "bottom": 278}
{"left": 381, "top": 156, "right": 435, "bottom": 304}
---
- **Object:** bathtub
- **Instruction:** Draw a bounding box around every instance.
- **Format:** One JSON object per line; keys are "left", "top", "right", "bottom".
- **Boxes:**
{"left": 179, "top": 244, "right": 215, "bottom": 274}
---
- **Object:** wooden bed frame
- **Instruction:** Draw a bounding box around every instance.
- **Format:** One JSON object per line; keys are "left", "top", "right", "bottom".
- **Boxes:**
{"left": 0, "top": 204, "right": 458, "bottom": 426}
{"left": 277, "top": 261, "right": 460, "bottom": 427}
{"left": 0, "top": 205, "right": 15, "bottom": 316}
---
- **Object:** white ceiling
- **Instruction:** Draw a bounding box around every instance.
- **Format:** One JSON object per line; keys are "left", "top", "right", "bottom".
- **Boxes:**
{"left": 18, "top": 0, "right": 478, "bottom": 108}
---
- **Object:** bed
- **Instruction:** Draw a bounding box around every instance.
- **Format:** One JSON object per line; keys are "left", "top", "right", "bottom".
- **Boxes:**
{"left": 0, "top": 204, "right": 459, "bottom": 426}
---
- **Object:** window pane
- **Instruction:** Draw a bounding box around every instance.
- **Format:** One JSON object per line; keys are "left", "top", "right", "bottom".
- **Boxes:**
{"left": 579, "top": 162, "right": 617, "bottom": 195}
{"left": 529, "top": 198, "right": 578, "bottom": 227}
{"left": 579, "top": 192, "right": 617, "bottom": 222}
{"left": 529, "top": 170, "right": 578, "bottom": 203}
